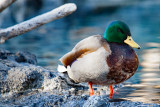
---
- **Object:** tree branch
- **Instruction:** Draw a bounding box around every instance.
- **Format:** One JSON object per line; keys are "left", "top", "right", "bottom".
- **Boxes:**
{"left": 0, "top": 0, "right": 17, "bottom": 12}
{"left": 0, "top": 3, "right": 77, "bottom": 44}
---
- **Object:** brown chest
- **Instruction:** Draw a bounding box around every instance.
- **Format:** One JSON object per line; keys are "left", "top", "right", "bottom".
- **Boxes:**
{"left": 106, "top": 43, "right": 139, "bottom": 84}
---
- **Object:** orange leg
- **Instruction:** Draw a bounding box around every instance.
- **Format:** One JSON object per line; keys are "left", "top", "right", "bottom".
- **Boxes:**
{"left": 109, "top": 85, "right": 113, "bottom": 99}
{"left": 88, "top": 82, "right": 94, "bottom": 96}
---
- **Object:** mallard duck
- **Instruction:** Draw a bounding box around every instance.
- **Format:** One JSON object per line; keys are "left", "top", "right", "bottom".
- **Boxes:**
{"left": 57, "top": 20, "right": 140, "bottom": 98}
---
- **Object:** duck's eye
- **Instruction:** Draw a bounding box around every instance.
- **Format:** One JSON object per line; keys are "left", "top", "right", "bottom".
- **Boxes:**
{"left": 129, "top": 39, "right": 131, "bottom": 41}
{"left": 117, "top": 28, "right": 124, "bottom": 34}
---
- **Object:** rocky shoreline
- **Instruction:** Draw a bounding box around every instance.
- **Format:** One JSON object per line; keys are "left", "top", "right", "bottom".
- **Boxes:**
{"left": 0, "top": 49, "right": 159, "bottom": 106}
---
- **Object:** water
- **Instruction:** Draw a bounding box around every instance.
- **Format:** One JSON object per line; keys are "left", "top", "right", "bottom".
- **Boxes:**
{"left": 0, "top": 1, "right": 160, "bottom": 104}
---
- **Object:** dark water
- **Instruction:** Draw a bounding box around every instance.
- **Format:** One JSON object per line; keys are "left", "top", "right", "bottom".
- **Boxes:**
{"left": 0, "top": 1, "right": 160, "bottom": 104}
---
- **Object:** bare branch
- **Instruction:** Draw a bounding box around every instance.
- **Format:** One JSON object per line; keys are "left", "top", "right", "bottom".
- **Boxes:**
{"left": 0, "top": 3, "right": 77, "bottom": 44}
{"left": 0, "top": 0, "right": 17, "bottom": 12}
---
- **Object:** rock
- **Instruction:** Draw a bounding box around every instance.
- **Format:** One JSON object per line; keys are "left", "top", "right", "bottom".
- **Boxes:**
{"left": 83, "top": 96, "right": 109, "bottom": 107}
{"left": 15, "top": 51, "right": 37, "bottom": 64}
{"left": 0, "top": 49, "right": 159, "bottom": 106}
{"left": 0, "top": 49, "right": 68, "bottom": 94}
{"left": 0, "top": 49, "right": 37, "bottom": 64}
{"left": 0, "top": 62, "right": 72, "bottom": 94}
{"left": 83, "top": 96, "right": 159, "bottom": 107}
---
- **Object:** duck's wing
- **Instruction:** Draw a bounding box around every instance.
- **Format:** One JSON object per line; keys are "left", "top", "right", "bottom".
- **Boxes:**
{"left": 59, "top": 35, "right": 104, "bottom": 66}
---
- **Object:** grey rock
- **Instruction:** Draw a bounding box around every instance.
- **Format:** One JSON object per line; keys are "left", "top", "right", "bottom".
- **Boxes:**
{"left": 0, "top": 63, "right": 72, "bottom": 94}
{"left": 0, "top": 49, "right": 70, "bottom": 94}
{"left": 0, "top": 62, "right": 9, "bottom": 71}
{"left": 83, "top": 96, "right": 109, "bottom": 107}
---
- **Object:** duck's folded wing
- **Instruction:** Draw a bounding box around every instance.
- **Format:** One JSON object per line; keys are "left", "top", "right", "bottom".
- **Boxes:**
{"left": 59, "top": 35, "right": 103, "bottom": 66}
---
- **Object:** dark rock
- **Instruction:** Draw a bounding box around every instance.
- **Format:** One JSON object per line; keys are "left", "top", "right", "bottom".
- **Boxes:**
{"left": 0, "top": 49, "right": 37, "bottom": 64}
{"left": 15, "top": 51, "right": 37, "bottom": 64}
{"left": 0, "top": 49, "right": 13, "bottom": 59}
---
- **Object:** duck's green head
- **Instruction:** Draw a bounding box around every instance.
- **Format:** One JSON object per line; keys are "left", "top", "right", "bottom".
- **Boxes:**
{"left": 104, "top": 21, "right": 140, "bottom": 49}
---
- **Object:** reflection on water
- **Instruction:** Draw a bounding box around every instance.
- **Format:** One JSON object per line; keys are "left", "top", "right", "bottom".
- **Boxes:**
{"left": 116, "top": 42, "right": 160, "bottom": 104}
{"left": 141, "top": 44, "right": 160, "bottom": 71}
{"left": 0, "top": 1, "right": 160, "bottom": 105}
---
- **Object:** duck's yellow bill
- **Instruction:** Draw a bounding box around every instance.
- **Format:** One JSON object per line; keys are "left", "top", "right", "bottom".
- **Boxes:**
{"left": 124, "top": 36, "right": 140, "bottom": 49}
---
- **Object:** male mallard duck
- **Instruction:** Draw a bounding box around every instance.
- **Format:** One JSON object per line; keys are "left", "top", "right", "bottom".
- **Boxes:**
{"left": 57, "top": 20, "right": 140, "bottom": 98}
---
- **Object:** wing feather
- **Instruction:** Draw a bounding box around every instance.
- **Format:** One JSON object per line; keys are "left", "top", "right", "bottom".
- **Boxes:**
{"left": 59, "top": 35, "right": 103, "bottom": 66}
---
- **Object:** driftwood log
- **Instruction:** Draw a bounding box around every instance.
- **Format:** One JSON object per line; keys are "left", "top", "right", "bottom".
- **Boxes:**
{"left": 0, "top": 0, "right": 17, "bottom": 12}
{"left": 0, "top": 3, "right": 77, "bottom": 44}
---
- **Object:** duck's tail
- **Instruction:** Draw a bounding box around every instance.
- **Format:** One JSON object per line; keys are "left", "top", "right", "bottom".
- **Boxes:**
{"left": 57, "top": 64, "right": 78, "bottom": 84}
{"left": 57, "top": 64, "right": 67, "bottom": 72}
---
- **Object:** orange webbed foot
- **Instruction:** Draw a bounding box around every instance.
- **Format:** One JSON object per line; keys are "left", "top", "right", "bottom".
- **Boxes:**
{"left": 88, "top": 82, "right": 94, "bottom": 96}
{"left": 109, "top": 85, "right": 113, "bottom": 99}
